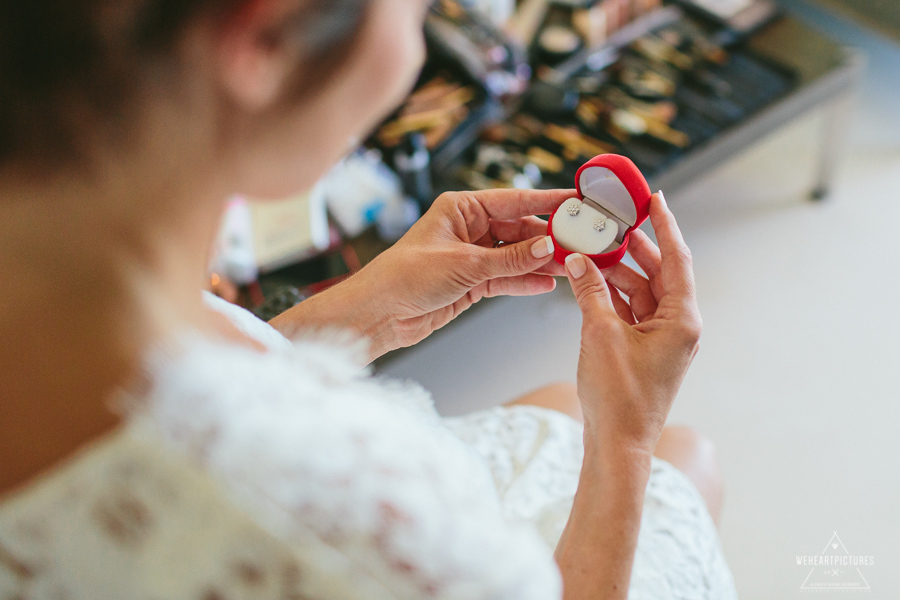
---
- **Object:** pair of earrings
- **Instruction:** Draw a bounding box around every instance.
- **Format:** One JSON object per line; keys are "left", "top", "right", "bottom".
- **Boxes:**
{"left": 566, "top": 204, "right": 607, "bottom": 232}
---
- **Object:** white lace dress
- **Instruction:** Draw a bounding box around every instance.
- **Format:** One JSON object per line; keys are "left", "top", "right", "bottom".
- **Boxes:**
{"left": 0, "top": 294, "right": 738, "bottom": 599}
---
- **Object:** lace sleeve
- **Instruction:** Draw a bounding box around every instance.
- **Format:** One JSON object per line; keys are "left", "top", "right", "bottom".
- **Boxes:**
{"left": 132, "top": 336, "right": 563, "bottom": 600}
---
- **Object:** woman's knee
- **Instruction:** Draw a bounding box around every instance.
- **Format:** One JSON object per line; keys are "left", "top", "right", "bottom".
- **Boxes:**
{"left": 653, "top": 426, "right": 724, "bottom": 526}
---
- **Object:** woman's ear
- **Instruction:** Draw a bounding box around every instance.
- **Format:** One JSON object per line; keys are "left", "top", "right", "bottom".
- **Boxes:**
{"left": 215, "top": 0, "right": 305, "bottom": 110}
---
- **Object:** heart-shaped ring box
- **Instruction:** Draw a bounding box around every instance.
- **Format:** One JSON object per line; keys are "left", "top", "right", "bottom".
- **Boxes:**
{"left": 547, "top": 154, "right": 652, "bottom": 269}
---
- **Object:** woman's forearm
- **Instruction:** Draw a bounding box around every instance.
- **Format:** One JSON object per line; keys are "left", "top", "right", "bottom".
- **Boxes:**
{"left": 267, "top": 271, "right": 395, "bottom": 363}
{"left": 555, "top": 433, "right": 652, "bottom": 600}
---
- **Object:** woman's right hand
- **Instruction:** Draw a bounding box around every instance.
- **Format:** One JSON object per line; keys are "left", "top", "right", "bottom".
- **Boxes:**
{"left": 564, "top": 192, "right": 702, "bottom": 457}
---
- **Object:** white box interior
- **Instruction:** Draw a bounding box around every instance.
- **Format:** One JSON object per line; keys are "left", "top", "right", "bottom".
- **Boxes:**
{"left": 551, "top": 166, "right": 636, "bottom": 256}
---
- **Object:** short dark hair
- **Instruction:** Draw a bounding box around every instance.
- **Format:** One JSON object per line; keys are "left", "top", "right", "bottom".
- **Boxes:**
{"left": 0, "top": 0, "right": 368, "bottom": 169}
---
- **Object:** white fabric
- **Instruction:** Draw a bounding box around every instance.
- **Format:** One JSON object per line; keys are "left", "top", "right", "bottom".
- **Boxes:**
{"left": 445, "top": 407, "right": 740, "bottom": 600}
{"left": 0, "top": 293, "right": 738, "bottom": 599}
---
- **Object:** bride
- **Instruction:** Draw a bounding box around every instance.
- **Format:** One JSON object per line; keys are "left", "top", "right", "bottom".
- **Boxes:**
{"left": 0, "top": 0, "right": 737, "bottom": 598}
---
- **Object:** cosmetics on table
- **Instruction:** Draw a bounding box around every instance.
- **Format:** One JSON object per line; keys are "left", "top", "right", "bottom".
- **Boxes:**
{"left": 376, "top": 76, "right": 478, "bottom": 151}
{"left": 675, "top": 0, "right": 780, "bottom": 35}
{"left": 367, "top": 3, "right": 795, "bottom": 211}
{"left": 394, "top": 133, "right": 435, "bottom": 212}
{"left": 537, "top": 24, "right": 584, "bottom": 65}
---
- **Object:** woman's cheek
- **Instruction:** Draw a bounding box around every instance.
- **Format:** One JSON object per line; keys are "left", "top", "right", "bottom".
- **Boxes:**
{"left": 362, "top": 2, "right": 426, "bottom": 118}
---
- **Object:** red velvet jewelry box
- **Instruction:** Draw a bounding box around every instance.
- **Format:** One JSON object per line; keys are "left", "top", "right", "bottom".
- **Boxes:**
{"left": 547, "top": 154, "right": 652, "bottom": 269}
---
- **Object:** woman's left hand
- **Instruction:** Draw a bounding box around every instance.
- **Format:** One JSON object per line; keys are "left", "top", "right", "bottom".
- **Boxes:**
{"left": 270, "top": 188, "right": 571, "bottom": 362}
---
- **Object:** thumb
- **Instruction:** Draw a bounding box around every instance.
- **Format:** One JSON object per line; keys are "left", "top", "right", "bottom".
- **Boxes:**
{"left": 479, "top": 235, "right": 555, "bottom": 279}
{"left": 565, "top": 254, "right": 617, "bottom": 320}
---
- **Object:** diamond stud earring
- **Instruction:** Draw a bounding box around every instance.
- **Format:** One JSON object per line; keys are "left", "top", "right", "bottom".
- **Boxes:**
{"left": 567, "top": 204, "right": 580, "bottom": 217}
{"left": 593, "top": 219, "right": 607, "bottom": 232}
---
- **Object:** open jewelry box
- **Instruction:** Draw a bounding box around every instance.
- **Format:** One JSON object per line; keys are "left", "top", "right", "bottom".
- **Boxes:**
{"left": 547, "top": 154, "right": 651, "bottom": 269}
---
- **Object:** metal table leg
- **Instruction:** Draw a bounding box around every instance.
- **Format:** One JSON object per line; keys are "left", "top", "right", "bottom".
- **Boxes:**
{"left": 811, "top": 90, "right": 856, "bottom": 201}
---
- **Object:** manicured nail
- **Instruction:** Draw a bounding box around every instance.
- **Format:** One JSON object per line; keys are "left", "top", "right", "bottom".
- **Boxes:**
{"left": 657, "top": 190, "right": 667, "bottom": 205}
{"left": 565, "top": 253, "right": 587, "bottom": 279}
{"left": 532, "top": 236, "right": 554, "bottom": 259}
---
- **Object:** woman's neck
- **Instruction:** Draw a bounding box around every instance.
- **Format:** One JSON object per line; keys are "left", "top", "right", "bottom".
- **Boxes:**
{"left": 0, "top": 160, "right": 228, "bottom": 496}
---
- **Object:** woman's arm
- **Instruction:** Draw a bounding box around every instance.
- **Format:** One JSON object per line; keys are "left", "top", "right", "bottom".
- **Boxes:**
{"left": 555, "top": 192, "right": 702, "bottom": 599}
{"left": 267, "top": 271, "right": 396, "bottom": 362}
{"left": 555, "top": 442, "right": 651, "bottom": 599}
{"left": 269, "top": 188, "right": 573, "bottom": 363}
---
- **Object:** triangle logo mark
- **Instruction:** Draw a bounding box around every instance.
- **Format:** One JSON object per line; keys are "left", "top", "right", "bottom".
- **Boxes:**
{"left": 800, "top": 532, "right": 871, "bottom": 592}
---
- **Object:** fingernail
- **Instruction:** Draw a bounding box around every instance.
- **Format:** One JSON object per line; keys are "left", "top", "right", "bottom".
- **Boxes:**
{"left": 565, "top": 253, "right": 587, "bottom": 279}
{"left": 532, "top": 235, "right": 554, "bottom": 259}
{"left": 657, "top": 190, "right": 667, "bottom": 205}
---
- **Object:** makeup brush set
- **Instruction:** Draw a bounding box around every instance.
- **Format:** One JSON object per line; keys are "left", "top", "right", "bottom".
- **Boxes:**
{"left": 367, "top": 0, "right": 796, "bottom": 200}
{"left": 370, "top": 0, "right": 528, "bottom": 179}
{"left": 454, "top": 7, "right": 794, "bottom": 191}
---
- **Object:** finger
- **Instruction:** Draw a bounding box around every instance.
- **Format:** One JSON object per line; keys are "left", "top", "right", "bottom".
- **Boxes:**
{"left": 608, "top": 284, "right": 637, "bottom": 325}
{"left": 649, "top": 192, "right": 696, "bottom": 301}
{"left": 476, "top": 234, "right": 556, "bottom": 280}
{"left": 627, "top": 228, "right": 664, "bottom": 301}
{"left": 564, "top": 253, "right": 618, "bottom": 322}
{"left": 489, "top": 216, "right": 551, "bottom": 243}
{"left": 473, "top": 230, "right": 495, "bottom": 248}
{"left": 601, "top": 262, "right": 658, "bottom": 322}
{"left": 481, "top": 274, "right": 557, "bottom": 298}
{"left": 534, "top": 260, "right": 567, "bottom": 277}
{"left": 472, "top": 188, "right": 576, "bottom": 220}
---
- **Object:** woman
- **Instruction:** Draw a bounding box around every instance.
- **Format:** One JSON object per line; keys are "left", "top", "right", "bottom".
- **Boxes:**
{"left": 0, "top": 0, "right": 737, "bottom": 598}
